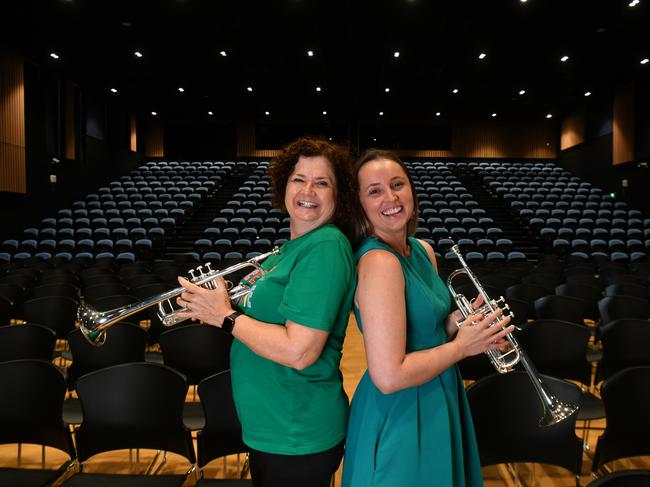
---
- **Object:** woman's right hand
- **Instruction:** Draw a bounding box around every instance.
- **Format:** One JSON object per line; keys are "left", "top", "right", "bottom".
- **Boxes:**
{"left": 452, "top": 308, "right": 514, "bottom": 360}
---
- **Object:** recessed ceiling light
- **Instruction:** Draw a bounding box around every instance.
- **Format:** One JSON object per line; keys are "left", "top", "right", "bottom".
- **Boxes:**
{"left": 491, "top": 113, "right": 497, "bottom": 117}
{"left": 110, "top": 88, "right": 118, "bottom": 93}
{"left": 220, "top": 50, "right": 227, "bottom": 57}
{"left": 307, "top": 50, "right": 314, "bottom": 57}
{"left": 561, "top": 55, "right": 570, "bottom": 62}
{"left": 385, "top": 87, "right": 390, "bottom": 93}
{"left": 641, "top": 58, "right": 649, "bottom": 65}
{"left": 49, "top": 52, "right": 60, "bottom": 59}
{"left": 134, "top": 51, "right": 143, "bottom": 58}
{"left": 546, "top": 113, "right": 553, "bottom": 119}
{"left": 519, "top": 89, "right": 526, "bottom": 95}
{"left": 520, "top": 0, "right": 527, "bottom": 3}
{"left": 379, "top": 111, "right": 384, "bottom": 116}
{"left": 151, "top": 111, "right": 157, "bottom": 116}
{"left": 208, "top": 111, "right": 214, "bottom": 115}
{"left": 178, "top": 87, "right": 185, "bottom": 93}
{"left": 435, "top": 112, "right": 441, "bottom": 117}
{"left": 265, "top": 111, "right": 270, "bottom": 116}
{"left": 584, "top": 91, "right": 592, "bottom": 97}
{"left": 452, "top": 88, "right": 459, "bottom": 94}
{"left": 322, "top": 110, "right": 327, "bottom": 115}
{"left": 629, "top": 0, "right": 639, "bottom": 6}
{"left": 393, "top": 51, "right": 400, "bottom": 58}
{"left": 478, "top": 53, "right": 487, "bottom": 60}
{"left": 316, "top": 86, "right": 321, "bottom": 92}
{"left": 328, "top": 137, "right": 332, "bottom": 141}
{"left": 246, "top": 86, "right": 253, "bottom": 92}
{"left": 373, "top": 138, "right": 377, "bottom": 142}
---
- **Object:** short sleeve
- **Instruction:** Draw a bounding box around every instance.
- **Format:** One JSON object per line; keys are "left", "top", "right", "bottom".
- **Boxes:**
{"left": 277, "top": 239, "right": 353, "bottom": 331}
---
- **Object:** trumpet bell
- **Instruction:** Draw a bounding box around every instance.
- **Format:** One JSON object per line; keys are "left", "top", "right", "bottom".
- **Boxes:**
{"left": 541, "top": 396, "right": 580, "bottom": 427}
{"left": 77, "top": 303, "right": 109, "bottom": 346}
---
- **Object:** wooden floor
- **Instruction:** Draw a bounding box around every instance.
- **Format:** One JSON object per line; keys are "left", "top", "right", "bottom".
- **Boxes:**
{"left": 1, "top": 315, "right": 649, "bottom": 486}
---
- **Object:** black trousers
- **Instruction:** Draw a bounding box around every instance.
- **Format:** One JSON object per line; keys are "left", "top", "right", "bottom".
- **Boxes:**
{"left": 249, "top": 440, "right": 345, "bottom": 487}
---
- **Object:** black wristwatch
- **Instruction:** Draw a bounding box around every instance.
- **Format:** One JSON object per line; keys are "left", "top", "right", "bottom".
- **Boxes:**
{"left": 221, "top": 311, "right": 241, "bottom": 334}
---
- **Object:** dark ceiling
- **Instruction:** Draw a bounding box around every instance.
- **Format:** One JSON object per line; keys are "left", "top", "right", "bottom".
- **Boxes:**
{"left": 2, "top": 0, "right": 649, "bottom": 123}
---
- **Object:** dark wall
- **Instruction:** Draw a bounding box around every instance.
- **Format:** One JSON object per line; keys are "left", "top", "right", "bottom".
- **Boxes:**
{"left": 558, "top": 134, "right": 616, "bottom": 193}
{"left": 164, "top": 122, "right": 237, "bottom": 160}
{"left": 0, "top": 62, "right": 143, "bottom": 242}
{"left": 558, "top": 83, "right": 650, "bottom": 215}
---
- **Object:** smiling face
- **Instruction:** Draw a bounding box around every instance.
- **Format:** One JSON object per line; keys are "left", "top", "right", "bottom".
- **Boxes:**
{"left": 284, "top": 155, "right": 337, "bottom": 238}
{"left": 357, "top": 158, "right": 415, "bottom": 243}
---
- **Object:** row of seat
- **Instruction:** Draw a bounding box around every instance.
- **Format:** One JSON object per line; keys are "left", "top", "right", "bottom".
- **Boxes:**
{"left": 0, "top": 358, "right": 247, "bottom": 485}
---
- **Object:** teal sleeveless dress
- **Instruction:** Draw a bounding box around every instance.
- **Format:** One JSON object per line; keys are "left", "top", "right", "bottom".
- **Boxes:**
{"left": 341, "top": 237, "right": 484, "bottom": 487}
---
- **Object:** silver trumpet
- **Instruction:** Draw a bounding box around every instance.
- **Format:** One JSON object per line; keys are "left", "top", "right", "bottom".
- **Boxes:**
{"left": 77, "top": 247, "right": 280, "bottom": 346}
{"left": 447, "top": 244, "right": 578, "bottom": 427}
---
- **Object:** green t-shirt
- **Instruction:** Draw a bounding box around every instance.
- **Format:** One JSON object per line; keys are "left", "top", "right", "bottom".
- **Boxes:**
{"left": 230, "top": 224, "right": 356, "bottom": 455}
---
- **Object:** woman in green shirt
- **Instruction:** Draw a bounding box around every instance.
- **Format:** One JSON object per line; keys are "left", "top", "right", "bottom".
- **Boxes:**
{"left": 176, "top": 137, "right": 356, "bottom": 487}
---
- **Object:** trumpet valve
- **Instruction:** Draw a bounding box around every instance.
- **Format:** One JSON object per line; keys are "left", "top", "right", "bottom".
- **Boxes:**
{"left": 188, "top": 269, "right": 197, "bottom": 281}
{"left": 205, "top": 262, "right": 213, "bottom": 273}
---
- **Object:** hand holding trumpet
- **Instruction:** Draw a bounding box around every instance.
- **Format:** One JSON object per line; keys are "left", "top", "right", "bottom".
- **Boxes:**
{"left": 452, "top": 305, "right": 514, "bottom": 360}
{"left": 175, "top": 275, "right": 234, "bottom": 327}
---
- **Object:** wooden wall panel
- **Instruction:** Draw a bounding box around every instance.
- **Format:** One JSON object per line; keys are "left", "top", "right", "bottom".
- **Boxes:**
{"left": 0, "top": 48, "right": 26, "bottom": 193}
{"left": 237, "top": 120, "right": 556, "bottom": 160}
{"left": 451, "top": 121, "right": 557, "bottom": 159}
{"left": 130, "top": 113, "right": 137, "bottom": 152}
{"left": 561, "top": 112, "right": 585, "bottom": 150}
{"left": 63, "top": 81, "right": 76, "bottom": 160}
{"left": 237, "top": 120, "right": 280, "bottom": 158}
{"left": 613, "top": 83, "right": 634, "bottom": 166}
{"left": 145, "top": 119, "right": 164, "bottom": 157}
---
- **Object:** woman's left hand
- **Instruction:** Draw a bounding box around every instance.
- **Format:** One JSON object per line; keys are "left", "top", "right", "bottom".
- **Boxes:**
{"left": 175, "top": 276, "right": 234, "bottom": 327}
{"left": 446, "top": 294, "right": 485, "bottom": 337}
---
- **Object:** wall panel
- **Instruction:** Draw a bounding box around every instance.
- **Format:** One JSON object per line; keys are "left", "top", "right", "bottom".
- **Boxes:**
{"left": 0, "top": 48, "right": 26, "bottom": 193}
{"left": 613, "top": 83, "right": 634, "bottom": 166}
{"left": 561, "top": 112, "right": 585, "bottom": 150}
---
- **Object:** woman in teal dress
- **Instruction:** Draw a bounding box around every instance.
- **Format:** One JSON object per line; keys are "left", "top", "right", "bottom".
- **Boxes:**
{"left": 342, "top": 150, "right": 514, "bottom": 487}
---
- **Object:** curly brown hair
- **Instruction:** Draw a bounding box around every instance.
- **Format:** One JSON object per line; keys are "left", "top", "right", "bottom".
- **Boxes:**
{"left": 267, "top": 137, "right": 354, "bottom": 238}
{"left": 351, "top": 149, "right": 419, "bottom": 247}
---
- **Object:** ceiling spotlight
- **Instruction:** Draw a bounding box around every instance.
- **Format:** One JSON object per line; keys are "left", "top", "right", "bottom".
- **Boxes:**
{"left": 560, "top": 55, "right": 570, "bottom": 62}
{"left": 246, "top": 86, "right": 253, "bottom": 92}
{"left": 629, "top": 0, "right": 639, "bottom": 6}
{"left": 452, "top": 88, "right": 459, "bottom": 94}
{"left": 110, "top": 88, "right": 118, "bottom": 93}
{"left": 219, "top": 50, "right": 227, "bottom": 57}
{"left": 134, "top": 51, "right": 143, "bottom": 58}
{"left": 322, "top": 110, "right": 327, "bottom": 115}
{"left": 478, "top": 53, "right": 487, "bottom": 60}
{"left": 178, "top": 87, "right": 185, "bottom": 93}
{"left": 208, "top": 111, "right": 214, "bottom": 115}
{"left": 265, "top": 111, "right": 270, "bottom": 115}
{"left": 373, "top": 138, "right": 377, "bottom": 142}
{"left": 379, "top": 111, "right": 384, "bottom": 116}
{"left": 49, "top": 52, "right": 60, "bottom": 59}
{"left": 435, "top": 112, "right": 441, "bottom": 117}
{"left": 385, "top": 87, "right": 390, "bottom": 93}
{"left": 393, "top": 51, "right": 400, "bottom": 58}
{"left": 519, "top": 89, "right": 526, "bottom": 95}
{"left": 584, "top": 91, "right": 592, "bottom": 97}
{"left": 307, "top": 50, "right": 314, "bottom": 57}
{"left": 641, "top": 58, "right": 649, "bottom": 65}
{"left": 316, "top": 86, "right": 321, "bottom": 92}
{"left": 151, "top": 111, "right": 157, "bottom": 116}
{"left": 491, "top": 113, "right": 497, "bottom": 117}
{"left": 520, "top": 0, "right": 527, "bottom": 2}
{"left": 546, "top": 113, "right": 553, "bottom": 119}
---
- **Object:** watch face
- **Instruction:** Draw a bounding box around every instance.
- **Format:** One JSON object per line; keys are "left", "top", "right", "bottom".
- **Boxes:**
{"left": 222, "top": 312, "right": 239, "bottom": 333}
